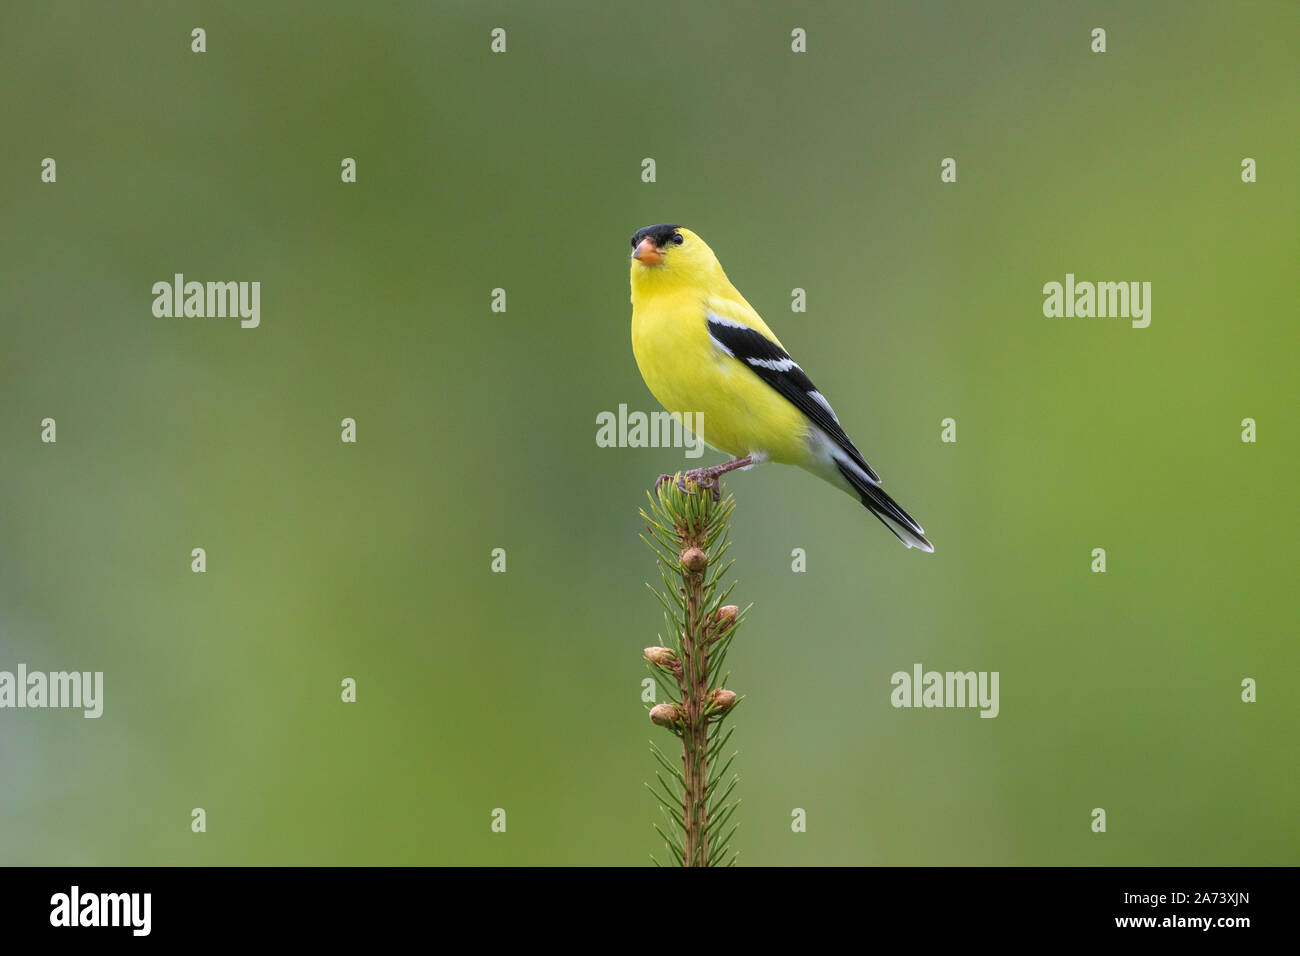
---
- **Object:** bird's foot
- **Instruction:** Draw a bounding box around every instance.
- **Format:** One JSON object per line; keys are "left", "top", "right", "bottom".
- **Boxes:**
{"left": 679, "top": 467, "right": 722, "bottom": 501}
{"left": 654, "top": 470, "right": 716, "bottom": 500}
{"left": 655, "top": 456, "right": 755, "bottom": 502}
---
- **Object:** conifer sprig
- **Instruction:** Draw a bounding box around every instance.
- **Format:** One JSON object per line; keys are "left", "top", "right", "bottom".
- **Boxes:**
{"left": 640, "top": 475, "right": 747, "bottom": 867}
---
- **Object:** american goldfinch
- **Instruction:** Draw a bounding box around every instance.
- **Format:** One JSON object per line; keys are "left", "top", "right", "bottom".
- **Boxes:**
{"left": 629, "top": 224, "right": 933, "bottom": 552}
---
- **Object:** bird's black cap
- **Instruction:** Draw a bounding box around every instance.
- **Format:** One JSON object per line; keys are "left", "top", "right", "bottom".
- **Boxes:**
{"left": 630, "top": 224, "right": 681, "bottom": 249}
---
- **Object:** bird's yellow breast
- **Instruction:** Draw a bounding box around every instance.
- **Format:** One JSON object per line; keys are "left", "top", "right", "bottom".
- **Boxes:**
{"left": 630, "top": 287, "right": 812, "bottom": 464}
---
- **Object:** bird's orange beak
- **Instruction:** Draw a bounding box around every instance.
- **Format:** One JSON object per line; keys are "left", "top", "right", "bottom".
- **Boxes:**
{"left": 633, "top": 237, "right": 664, "bottom": 266}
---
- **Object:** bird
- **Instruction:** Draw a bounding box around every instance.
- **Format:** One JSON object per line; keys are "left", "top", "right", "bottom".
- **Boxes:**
{"left": 628, "top": 223, "right": 933, "bottom": 552}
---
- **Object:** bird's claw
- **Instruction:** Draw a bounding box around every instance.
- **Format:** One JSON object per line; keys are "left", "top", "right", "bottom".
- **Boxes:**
{"left": 654, "top": 472, "right": 697, "bottom": 495}
{"left": 684, "top": 468, "right": 722, "bottom": 502}
{"left": 654, "top": 469, "right": 721, "bottom": 501}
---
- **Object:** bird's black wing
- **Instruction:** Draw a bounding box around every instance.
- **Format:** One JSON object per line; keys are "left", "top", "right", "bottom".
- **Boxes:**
{"left": 705, "top": 313, "right": 881, "bottom": 483}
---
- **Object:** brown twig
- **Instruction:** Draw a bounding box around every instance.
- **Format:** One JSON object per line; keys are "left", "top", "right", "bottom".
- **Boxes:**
{"left": 678, "top": 542, "right": 710, "bottom": 865}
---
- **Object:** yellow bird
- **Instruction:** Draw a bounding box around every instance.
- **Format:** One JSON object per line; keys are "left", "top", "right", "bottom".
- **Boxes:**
{"left": 629, "top": 224, "right": 933, "bottom": 552}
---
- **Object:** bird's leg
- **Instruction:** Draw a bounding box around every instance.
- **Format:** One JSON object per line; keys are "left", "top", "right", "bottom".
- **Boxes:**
{"left": 655, "top": 456, "right": 756, "bottom": 501}
{"left": 681, "top": 455, "right": 755, "bottom": 501}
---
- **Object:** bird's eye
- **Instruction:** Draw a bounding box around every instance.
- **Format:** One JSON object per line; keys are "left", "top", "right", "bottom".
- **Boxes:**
{"left": 671, "top": 233, "right": 684, "bottom": 245}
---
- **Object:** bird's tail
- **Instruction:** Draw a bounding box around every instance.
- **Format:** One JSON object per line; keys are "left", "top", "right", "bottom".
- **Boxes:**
{"left": 834, "top": 459, "right": 934, "bottom": 553}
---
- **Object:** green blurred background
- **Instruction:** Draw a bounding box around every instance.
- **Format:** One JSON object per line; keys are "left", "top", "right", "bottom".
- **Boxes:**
{"left": 2, "top": 1, "right": 1296, "bottom": 865}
